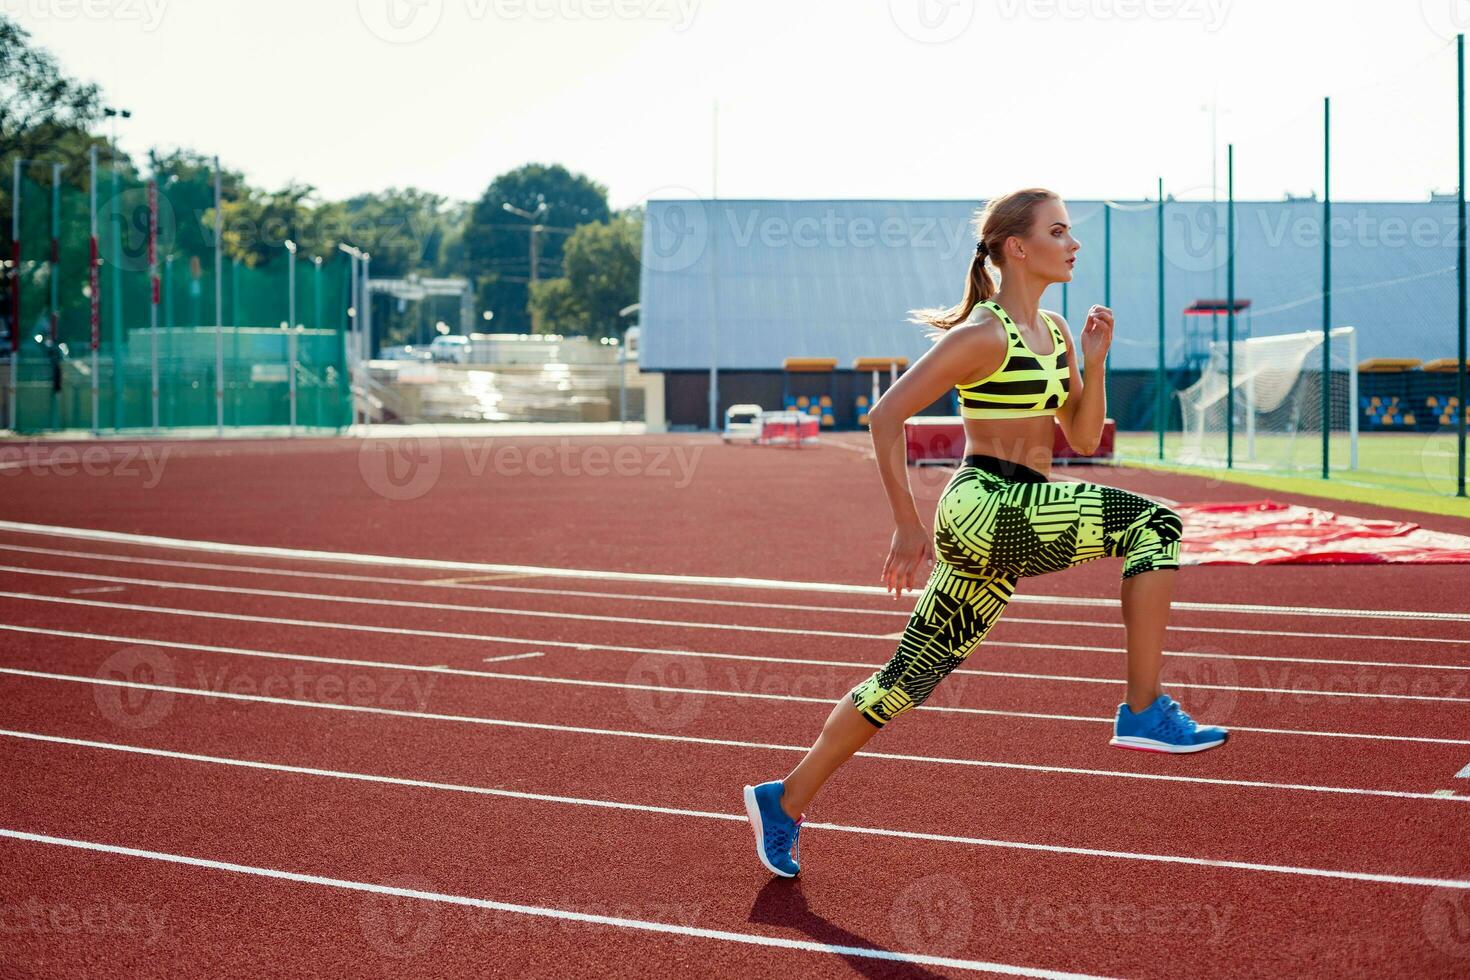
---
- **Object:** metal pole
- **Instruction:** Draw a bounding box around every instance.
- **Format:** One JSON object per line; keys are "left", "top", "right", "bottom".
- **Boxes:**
{"left": 1347, "top": 327, "right": 1358, "bottom": 470}
{"left": 164, "top": 254, "right": 174, "bottom": 424}
{"left": 49, "top": 162, "right": 60, "bottom": 431}
{"left": 313, "top": 256, "right": 322, "bottom": 330}
{"left": 1226, "top": 144, "right": 1236, "bottom": 470}
{"left": 109, "top": 159, "right": 123, "bottom": 430}
{"left": 9, "top": 157, "right": 18, "bottom": 431}
{"left": 618, "top": 338, "right": 626, "bottom": 425}
{"left": 213, "top": 155, "right": 223, "bottom": 436}
{"left": 286, "top": 241, "right": 297, "bottom": 436}
{"left": 148, "top": 180, "right": 159, "bottom": 431}
{"left": 362, "top": 252, "right": 372, "bottom": 361}
{"left": 528, "top": 224, "right": 539, "bottom": 334}
{"left": 1156, "top": 178, "right": 1165, "bottom": 461}
{"left": 1103, "top": 202, "right": 1112, "bottom": 308}
{"left": 1459, "top": 34, "right": 1468, "bottom": 497}
{"left": 1321, "top": 96, "right": 1332, "bottom": 479}
{"left": 708, "top": 99, "right": 721, "bottom": 433}
{"left": 89, "top": 146, "right": 99, "bottom": 435}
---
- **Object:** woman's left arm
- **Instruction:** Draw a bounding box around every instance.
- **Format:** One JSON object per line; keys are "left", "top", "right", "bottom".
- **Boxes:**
{"left": 1050, "top": 305, "right": 1113, "bottom": 456}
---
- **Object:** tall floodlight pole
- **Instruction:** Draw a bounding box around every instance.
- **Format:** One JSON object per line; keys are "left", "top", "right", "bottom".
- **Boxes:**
{"left": 1321, "top": 97, "right": 1332, "bottom": 480}
{"left": 502, "top": 200, "right": 548, "bottom": 334}
{"left": 708, "top": 98, "right": 721, "bottom": 432}
{"left": 338, "top": 242, "right": 363, "bottom": 427}
{"left": 148, "top": 178, "right": 159, "bottom": 431}
{"left": 285, "top": 239, "right": 298, "bottom": 436}
{"left": 214, "top": 155, "right": 224, "bottom": 435}
{"left": 9, "top": 158, "right": 19, "bottom": 432}
{"left": 1226, "top": 144, "right": 1236, "bottom": 470}
{"left": 1459, "top": 35, "right": 1468, "bottom": 498}
{"left": 89, "top": 146, "right": 100, "bottom": 434}
{"left": 48, "top": 162, "right": 61, "bottom": 431}
{"left": 1156, "top": 178, "right": 1165, "bottom": 461}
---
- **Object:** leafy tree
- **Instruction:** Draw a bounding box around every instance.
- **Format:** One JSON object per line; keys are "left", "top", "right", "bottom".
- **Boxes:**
{"left": 462, "top": 163, "right": 609, "bottom": 333}
{"left": 529, "top": 212, "right": 641, "bottom": 339}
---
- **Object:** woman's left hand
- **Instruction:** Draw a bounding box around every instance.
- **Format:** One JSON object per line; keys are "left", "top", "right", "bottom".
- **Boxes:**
{"left": 1081, "top": 305, "right": 1114, "bottom": 363}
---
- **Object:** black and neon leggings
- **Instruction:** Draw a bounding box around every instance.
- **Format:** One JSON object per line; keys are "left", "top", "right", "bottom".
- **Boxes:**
{"left": 850, "top": 454, "right": 1183, "bottom": 728}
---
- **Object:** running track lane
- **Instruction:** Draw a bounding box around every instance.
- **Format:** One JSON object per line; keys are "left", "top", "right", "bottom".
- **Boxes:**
{"left": 0, "top": 663, "right": 1465, "bottom": 881}
{"left": 0, "top": 583, "right": 1464, "bottom": 744}
{"left": 1, "top": 726, "right": 1466, "bottom": 977}
{"left": 2, "top": 615, "right": 1467, "bottom": 792}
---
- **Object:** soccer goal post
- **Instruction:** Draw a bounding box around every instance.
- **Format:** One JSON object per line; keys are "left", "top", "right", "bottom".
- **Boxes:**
{"left": 1177, "top": 326, "right": 1358, "bottom": 473}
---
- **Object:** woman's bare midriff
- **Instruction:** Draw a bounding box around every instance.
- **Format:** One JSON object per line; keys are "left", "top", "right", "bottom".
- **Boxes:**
{"left": 962, "top": 415, "right": 1057, "bottom": 478}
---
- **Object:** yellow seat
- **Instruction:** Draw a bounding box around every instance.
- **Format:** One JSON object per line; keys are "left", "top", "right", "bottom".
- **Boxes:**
{"left": 796, "top": 396, "right": 809, "bottom": 408}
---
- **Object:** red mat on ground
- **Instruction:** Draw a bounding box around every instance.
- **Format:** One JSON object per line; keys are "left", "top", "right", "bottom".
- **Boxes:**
{"left": 1178, "top": 499, "right": 1470, "bottom": 566}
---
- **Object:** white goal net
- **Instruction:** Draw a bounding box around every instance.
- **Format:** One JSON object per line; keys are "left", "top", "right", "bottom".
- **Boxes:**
{"left": 1177, "top": 326, "right": 1358, "bottom": 472}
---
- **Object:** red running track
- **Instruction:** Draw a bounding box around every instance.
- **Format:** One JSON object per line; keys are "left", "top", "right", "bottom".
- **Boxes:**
{"left": 1, "top": 434, "right": 1468, "bottom": 978}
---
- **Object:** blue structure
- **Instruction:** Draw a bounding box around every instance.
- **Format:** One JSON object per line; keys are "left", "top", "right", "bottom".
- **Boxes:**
{"left": 639, "top": 197, "right": 1461, "bottom": 428}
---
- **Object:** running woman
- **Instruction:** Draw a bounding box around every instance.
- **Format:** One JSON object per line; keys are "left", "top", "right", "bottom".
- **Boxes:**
{"left": 743, "top": 188, "right": 1227, "bottom": 878}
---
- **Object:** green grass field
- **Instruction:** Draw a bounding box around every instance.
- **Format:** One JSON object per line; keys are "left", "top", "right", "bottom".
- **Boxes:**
{"left": 1111, "top": 431, "right": 1470, "bottom": 520}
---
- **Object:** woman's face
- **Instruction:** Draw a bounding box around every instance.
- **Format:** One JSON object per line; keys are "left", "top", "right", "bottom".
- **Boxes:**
{"left": 1021, "top": 198, "right": 1080, "bottom": 284}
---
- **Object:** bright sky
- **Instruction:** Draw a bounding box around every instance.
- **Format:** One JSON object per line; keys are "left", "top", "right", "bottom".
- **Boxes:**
{"left": 16, "top": 0, "right": 1466, "bottom": 208}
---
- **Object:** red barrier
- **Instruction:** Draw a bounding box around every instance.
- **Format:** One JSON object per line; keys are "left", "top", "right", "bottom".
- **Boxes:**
{"left": 903, "top": 416, "right": 1116, "bottom": 465}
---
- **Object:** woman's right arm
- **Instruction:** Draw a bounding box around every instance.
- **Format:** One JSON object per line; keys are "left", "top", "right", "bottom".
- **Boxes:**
{"left": 867, "top": 320, "right": 1004, "bottom": 596}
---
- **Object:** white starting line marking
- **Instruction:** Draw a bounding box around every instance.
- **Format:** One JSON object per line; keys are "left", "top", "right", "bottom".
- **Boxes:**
{"left": 0, "top": 828, "right": 1111, "bottom": 979}
{"left": 2, "top": 665, "right": 1467, "bottom": 803}
{"left": 3, "top": 519, "right": 1468, "bottom": 622}
{"left": 483, "top": 652, "right": 545, "bottom": 663}
{"left": 6, "top": 541, "right": 1468, "bottom": 651}
{"left": 3, "top": 729, "right": 1469, "bottom": 890}
{"left": 5, "top": 623, "right": 1469, "bottom": 747}
{"left": 1457, "top": 760, "right": 1470, "bottom": 779}
{"left": 67, "top": 586, "right": 126, "bottom": 595}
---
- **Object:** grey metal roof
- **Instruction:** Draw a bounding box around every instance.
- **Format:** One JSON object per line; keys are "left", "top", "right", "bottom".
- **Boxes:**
{"left": 638, "top": 198, "right": 1460, "bottom": 372}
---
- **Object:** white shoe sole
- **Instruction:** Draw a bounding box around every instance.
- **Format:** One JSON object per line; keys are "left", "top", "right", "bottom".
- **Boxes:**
{"left": 1110, "top": 734, "right": 1227, "bottom": 754}
{"left": 742, "top": 785, "right": 797, "bottom": 878}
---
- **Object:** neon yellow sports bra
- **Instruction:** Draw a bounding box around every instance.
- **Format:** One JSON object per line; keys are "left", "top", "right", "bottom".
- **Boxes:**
{"left": 954, "top": 300, "right": 1070, "bottom": 420}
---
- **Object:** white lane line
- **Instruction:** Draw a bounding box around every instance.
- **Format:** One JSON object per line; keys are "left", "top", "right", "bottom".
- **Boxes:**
{"left": 482, "top": 652, "right": 545, "bottom": 663}
{"left": 68, "top": 586, "right": 126, "bottom": 595}
{"left": 0, "top": 566, "right": 886, "bottom": 641}
{"left": 4, "top": 519, "right": 1467, "bottom": 622}
{"left": 4, "top": 579, "right": 1469, "bottom": 684}
{"left": 8, "top": 624, "right": 1464, "bottom": 747}
{"left": 2, "top": 730, "right": 1467, "bottom": 890}
{"left": 9, "top": 542, "right": 1468, "bottom": 649}
{"left": 0, "top": 829, "right": 1111, "bottom": 979}
{"left": 2, "top": 666, "right": 1465, "bottom": 803}
{"left": 3, "top": 590, "right": 1466, "bottom": 707}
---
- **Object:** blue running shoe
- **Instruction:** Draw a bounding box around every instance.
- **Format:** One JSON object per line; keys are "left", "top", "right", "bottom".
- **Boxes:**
{"left": 743, "top": 780, "right": 802, "bottom": 877}
{"left": 1111, "top": 694, "right": 1228, "bottom": 754}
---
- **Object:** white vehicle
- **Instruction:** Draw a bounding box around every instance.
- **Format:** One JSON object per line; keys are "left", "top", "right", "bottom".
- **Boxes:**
{"left": 721, "top": 403, "right": 764, "bottom": 442}
{"left": 430, "top": 335, "right": 472, "bottom": 363}
{"left": 380, "top": 345, "right": 432, "bottom": 362}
